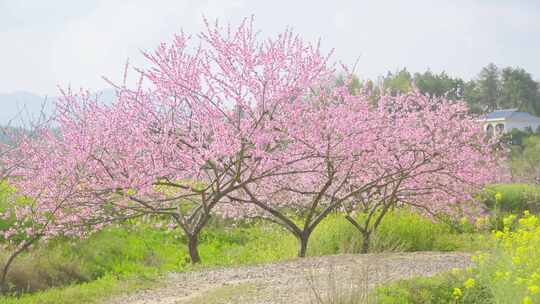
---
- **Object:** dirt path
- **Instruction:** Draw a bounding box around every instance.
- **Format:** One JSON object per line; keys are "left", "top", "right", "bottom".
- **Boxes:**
{"left": 107, "top": 252, "right": 472, "bottom": 304}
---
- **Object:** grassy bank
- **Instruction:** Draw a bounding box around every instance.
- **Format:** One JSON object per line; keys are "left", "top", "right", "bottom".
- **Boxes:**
{"left": 0, "top": 210, "right": 487, "bottom": 304}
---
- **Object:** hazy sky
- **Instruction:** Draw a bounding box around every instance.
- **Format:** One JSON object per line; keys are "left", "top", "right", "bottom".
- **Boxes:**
{"left": 1, "top": 0, "right": 540, "bottom": 96}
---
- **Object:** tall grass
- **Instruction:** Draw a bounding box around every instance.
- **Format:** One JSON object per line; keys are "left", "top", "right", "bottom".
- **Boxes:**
{"left": 308, "top": 209, "right": 466, "bottom": 256}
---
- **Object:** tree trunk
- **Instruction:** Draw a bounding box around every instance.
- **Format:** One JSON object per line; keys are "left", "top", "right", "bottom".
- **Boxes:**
{"left": 1, "top": 239, "right": 35, "bottom": 294}
{"left": 360, "top": 231, "right": 371, "bottom": 254}
{"left": 187, "top": 235, "right": 201, "bottom": 264}
{"left": 345, "top": 214, "right": 371, "bottom": 254}
{"left": 298, "top": 232, "right": 310, "bottom": 258}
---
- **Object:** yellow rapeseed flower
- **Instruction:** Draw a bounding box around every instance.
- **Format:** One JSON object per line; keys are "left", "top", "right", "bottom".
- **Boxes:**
{"left": 523, "top": 296, "right": 532, "bottom": 304}
{"left": 452, "top": 287, "right": 463, "bottom": 299}
{"left": 528, "top": 284, "right": 540, "bottom": 294}
{"left": 464, "top": 278, "right": 476, "bottom": 289}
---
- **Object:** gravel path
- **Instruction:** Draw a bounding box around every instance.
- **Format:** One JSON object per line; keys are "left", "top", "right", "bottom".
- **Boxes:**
{"left": 107, "top": 252, "right": 472, "bottom": 304}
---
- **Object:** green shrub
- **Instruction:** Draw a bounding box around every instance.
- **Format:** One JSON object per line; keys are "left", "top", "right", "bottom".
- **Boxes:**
{"left": 465, "top": 212, "right": 540, "bottom": 304}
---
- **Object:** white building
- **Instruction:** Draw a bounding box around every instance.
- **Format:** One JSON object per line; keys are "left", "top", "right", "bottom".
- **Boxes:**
{"left": 480, "top": 109, "right": 540, "bottom": 136}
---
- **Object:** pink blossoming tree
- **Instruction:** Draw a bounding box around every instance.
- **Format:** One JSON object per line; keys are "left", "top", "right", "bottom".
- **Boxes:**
{"left": 340, "top": 90, "right": 502, "bottom": 253}
{"left": 11, "top": 18, "right": 337, "bottom": 263}
{"left": 0, "top": 128, "right": 104, "bottom": 293}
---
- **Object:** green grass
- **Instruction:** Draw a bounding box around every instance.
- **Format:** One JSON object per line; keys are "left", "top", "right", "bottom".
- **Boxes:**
{"left": 0, "top": 209, "right": 488, "bottom": 304}
{"left": 0, "top": 274, "right": 157, "bottom": 304}
{"left": 373, "top": 271, "right": 493, "bottom": 304}
{"left": 480, "top": 183, "right": 540, "bottom": 213}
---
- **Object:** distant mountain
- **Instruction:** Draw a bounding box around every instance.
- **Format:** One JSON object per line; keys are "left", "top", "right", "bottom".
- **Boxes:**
{"left": 0, "top": 89, "right": 116, "bottom": 126}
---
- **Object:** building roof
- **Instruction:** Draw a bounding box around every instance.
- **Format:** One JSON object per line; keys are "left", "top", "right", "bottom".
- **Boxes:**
{"left": 483, "top": 109, "right": 540, "bottom": 121}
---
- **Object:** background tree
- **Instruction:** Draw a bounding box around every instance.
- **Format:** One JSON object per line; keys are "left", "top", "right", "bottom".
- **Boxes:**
{"left": 499, "top": 67, "right": 540, "bottom": 115}
{"left": 413, "top": 70, "right": 465, "bottom": 100}
{"left": 474, "top": 63, "right": 501, "bottom": 112}
{"left": 381, "top": 68, "right": 413, "bottom": 95}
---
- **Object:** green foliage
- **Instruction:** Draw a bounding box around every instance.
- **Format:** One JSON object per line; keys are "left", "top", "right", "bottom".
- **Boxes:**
{"left": 0, "top": 224, "right": 186, "bottom": 295}
{"left": 413, "top": 70, "right": 465, "bottom": 101}
{"left": 467, "top": 212, "right": 540, "bottom": 304}
{"left": 480, "top": 184, "right": 540, "bottom": 213}
{"left": 0, "top": 249, "right": 88, "bottom": 295}
{"left": 382, "top": 68, "right": 413, "bottom": 95}
{"left": 470, "top": 63, "right": 501, "bottom": 113}
{"left": 374, "top": 271, "right": 493, "bottom": 304}
{"left": 465, "top": 63, "right": 540, "bottom": 116}
{"left": 500, "top": 67, "right": 540, "bottom": 115}
{"left": 0, "top": 182, "right": 13, "bottom": 231}
{"left": 374, "top": 64, "right": 540, "bottom": 116}
{"left": 70, "top": 224, "right": 189, "bottom": 278}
